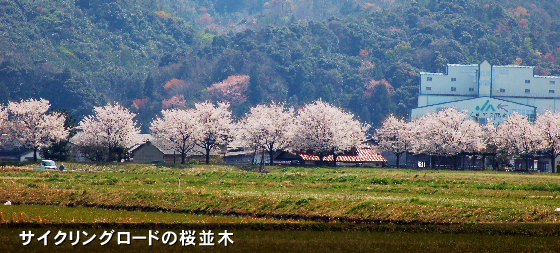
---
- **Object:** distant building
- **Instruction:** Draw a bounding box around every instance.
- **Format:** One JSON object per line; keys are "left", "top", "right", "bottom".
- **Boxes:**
{"left": 223, "top": 143, "right": 302, "bottom": 165}
{"left": 410, "top": 60, "right": 560, "bottom": 172}
{"left": 130, "top": 140, "right": 221, "bottom": 164}
{"left": 223, "top": 146, "right": 254, "bottom": 165}
{"left": 411, "top": 60, "right": 560, "bottom": 124}
{"left": 130, "top": 141, "right": 171, "bottom": 163}
{"left": 0, "top": 147, "right": 40, "bottom": 161}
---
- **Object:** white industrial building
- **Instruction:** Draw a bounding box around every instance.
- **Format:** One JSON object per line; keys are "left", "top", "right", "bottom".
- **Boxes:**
{"left": 411, "top": 60, "right": 560, "bottom": 124}
{"left": 409, "top": 60, "right": 560, "bottom": 172}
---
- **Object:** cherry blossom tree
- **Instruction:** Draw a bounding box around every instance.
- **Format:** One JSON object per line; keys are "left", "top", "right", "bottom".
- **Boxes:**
{"left": 7, "top": 98, "right": 68, "bottom": 161}
{"left": 480, "top": 119, "right": 498, "bottom": 170}
{"left": 482, "top": 118, "right": 497, "bottom": 150}
{"left": 494, "top": 112, "right": 543, "bottom": 171}
{"left": 293, "top": 101, "right": 369, "bottom": 166}
{"left": 237, "top": 103, "right": 295, "bottom": 168}
{"left": 162, "top": 95, "right": 187, "bottom": 109}
{"left": 74, "top": 103, "right": 140, "bottom": 162}
{"left": 150, "top": 108, "right": 200, "bottom": 164}
{"left": 208, "top": 75, "right": 250, "bottom": 106}
{"left": 457, "top": 118, "right": 486, "bottom": 169}
{"left": 194, "top": 101, "right": 234, "bottom": 164}
{"left": 0, "top": 105, "right": 7, "bottom": 145}
{"left": 412, "top": 108, "right": 461, "bottom": 168}
{"left": 412, "top": 108, "right": 484, "bottom": 169}
{"left": 534, "top": 111, "right": 560, "bottom": 173}
{"left": 41, "top": 109, "right": 77, "bottom": 162}
{"left": 375, "top": 114, "right": 414, "bottom": 168}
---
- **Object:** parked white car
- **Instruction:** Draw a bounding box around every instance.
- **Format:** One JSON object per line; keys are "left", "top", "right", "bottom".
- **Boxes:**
{"left": 33, "top": 160, "right": 57, "bottom": 170}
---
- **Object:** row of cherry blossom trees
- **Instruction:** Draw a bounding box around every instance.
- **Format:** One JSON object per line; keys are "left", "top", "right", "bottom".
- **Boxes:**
{"left": 376, "top": 108, "right": 560, "bottom": 172}
{"left": 62, "top": 101, "right": 233, "bottom": 163}
{"left": 150, "top": 100, "right": 368, "bottom": 166}
{"left": 4, "top": 98, "right": 557, "bottom": 171}
{"left": 71, "top": 100, "right": 368, "bottom": 165}
{"left": 150, "top": 101, "right": 234, "bottom": 164}
{"left": 0, "top": 98, "right": 133, "bottom": 162}
{"left": 0, "top": 99, "right": 69, "bottom": 161}
{"left": 236, "top": 101, "right": 368, "bottom": 169}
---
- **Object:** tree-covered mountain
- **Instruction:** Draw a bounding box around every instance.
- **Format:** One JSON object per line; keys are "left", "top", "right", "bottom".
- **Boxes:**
{"left": 1, "top": 0, "right": 560, "bottom": 131}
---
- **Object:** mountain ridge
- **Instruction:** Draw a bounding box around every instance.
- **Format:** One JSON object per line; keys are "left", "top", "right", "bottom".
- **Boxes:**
{"left": 1, "top": 0, "right": 559, "bottom": 130}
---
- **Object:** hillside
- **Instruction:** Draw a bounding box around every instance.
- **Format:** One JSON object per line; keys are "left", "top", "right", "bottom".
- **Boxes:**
{"left": 1, "top": 0, "right": 560, "bottom": 130}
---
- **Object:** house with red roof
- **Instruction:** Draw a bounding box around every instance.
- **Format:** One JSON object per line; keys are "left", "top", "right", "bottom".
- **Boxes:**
{"left": 298, "top": 146, "right": 388, "bottom": 167}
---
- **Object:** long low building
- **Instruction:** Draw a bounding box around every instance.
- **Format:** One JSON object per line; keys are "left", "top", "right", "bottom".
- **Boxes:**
{"left": 411, "top": 60, "right": 560, "bottom": 124}
{"left": 130, "top": 138, "right": 221, "bottom": 164}
{"left": 299, "top": 146, "right": 388, "bottom": 167}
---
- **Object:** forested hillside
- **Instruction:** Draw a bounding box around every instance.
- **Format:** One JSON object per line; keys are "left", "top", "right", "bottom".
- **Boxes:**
{"left": 1, "top": 0, "right": 560, "bottom": 131}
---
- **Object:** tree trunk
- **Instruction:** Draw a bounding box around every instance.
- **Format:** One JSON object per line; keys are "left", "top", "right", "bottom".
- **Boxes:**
{"left": 553, "top": 154, "right": 557, "bottom": 173}
{"left": 181, "top": 151, "right": 186, "bottom": 164}
{"left": 33, "top": 147, "right": 38, "bottom": 161}
{"left": 405, "top": 151, "right": 408, "bottom": 168}
{"left": 453, "top": 155, "right": 458, "bottom": 170}
{"left": 259, "top": 149, "right": 265, "bottom": 172}
{"left": 251, "top": 148, "right": 257, "bottom": 165}
{"left": 268, "top": 149, "right": 275, "bottom": 166}
{"left": 318, "top": 152, "right": 324, "bottom": 166}
{"left": 108, "top": 145, "right": 119, "bottom": 162}
{"left": 205, "top": 147, "right": 211, "bottom": 164}
{"left": 117, "top": 147, "right": 124, "bottom": 162}
{"left": 550, "top": 148, "right": 556, "bottom": 173}
{"left": 395, "top": 152, "right": 401, "bottom": 169}
{"left": 429, "top": 155, "right": 434, "bottom": 169}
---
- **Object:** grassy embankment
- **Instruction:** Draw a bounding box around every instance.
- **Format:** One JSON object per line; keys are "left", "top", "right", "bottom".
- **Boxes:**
{"left": 1, "top": 162, "right": 560, "bottom": 234}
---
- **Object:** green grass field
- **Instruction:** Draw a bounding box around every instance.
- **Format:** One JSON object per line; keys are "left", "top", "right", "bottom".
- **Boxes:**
{"left": 2, "top": 162, "right": 560, "bottom": 229}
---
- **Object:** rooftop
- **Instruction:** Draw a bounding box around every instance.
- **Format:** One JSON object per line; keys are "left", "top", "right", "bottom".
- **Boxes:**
{"left": 299, "top": 146, "right": 388, "bottom": 162}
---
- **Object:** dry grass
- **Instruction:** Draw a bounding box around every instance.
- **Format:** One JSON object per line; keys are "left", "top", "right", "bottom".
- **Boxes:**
{"left": 1, "top": 163, "right": 560, "bottom": 225}
{"left": 0, "top": 165, "right": 33, "bottom": 171}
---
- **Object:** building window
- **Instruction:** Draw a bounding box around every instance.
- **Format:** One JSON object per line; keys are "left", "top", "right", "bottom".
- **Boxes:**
{"left": 451, "top": 87, "right": 456, "bottom": 91}
{"left": 550, "top": 90, "right": 555, "bottom": 94}
{"left": 499, "top": 88, "right": 505, "bottom": 92}
{"left": 513, "top": 109, "right": 536, "bottom": 122}
{"left": 426, "top": 87, "right": 431, "bottom": 91}
{"left": 451, "top": 78, "right": 456, "bottom": 81}
{"left": 551, "top": 81, "right": 556, "bottom": 85}
{"left": 469, "top": 88, "right": 475, "bottom": 91}
{"left": 525, "top": 80, "right": 531, "bottom": 84}
{"left": 427, "top": 77, "right": 432, "bottom": 81}
{"left": 525, "top": 89, "right": 530, "bottom": 93}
